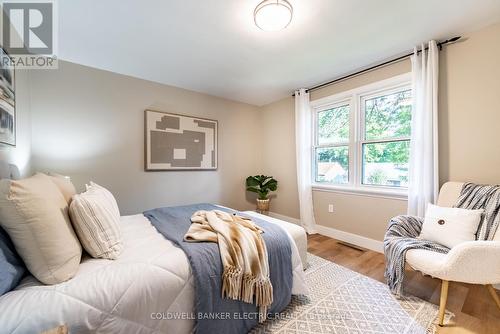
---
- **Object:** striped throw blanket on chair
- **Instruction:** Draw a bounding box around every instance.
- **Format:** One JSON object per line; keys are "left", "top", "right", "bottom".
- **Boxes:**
{"left": 384, "top": 183, "right": 500, "bottom": 296}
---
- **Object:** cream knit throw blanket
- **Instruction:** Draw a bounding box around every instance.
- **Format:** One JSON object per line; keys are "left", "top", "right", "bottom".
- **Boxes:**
{"left": 184, "top": 210, "right": 273, "bottom": 322}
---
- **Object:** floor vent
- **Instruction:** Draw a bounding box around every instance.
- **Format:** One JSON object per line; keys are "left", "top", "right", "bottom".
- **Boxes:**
{"left": 337, "top": 241, "right": 367, "bottom": 252}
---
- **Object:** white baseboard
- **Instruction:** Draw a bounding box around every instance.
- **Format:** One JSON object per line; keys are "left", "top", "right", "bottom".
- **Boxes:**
{"left": 315, "top": 225, "right": 384, "bottom": 253}
{"left": 267, "top": 211, "right": 382, "bottom": 253}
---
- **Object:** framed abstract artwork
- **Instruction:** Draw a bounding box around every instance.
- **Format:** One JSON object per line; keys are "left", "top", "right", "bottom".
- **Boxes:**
{"left": 144, "top": 110, "right": 218, "bottom": 171}
{"left": 0, "top": 48, "right": 15, "bottom": 146}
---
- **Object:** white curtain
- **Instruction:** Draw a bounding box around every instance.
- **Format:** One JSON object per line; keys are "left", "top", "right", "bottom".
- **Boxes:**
{"left": 408, "top": 41, "right": 439, "bottom": 217}
{"left": 294, "top": 89, "right": 316, "bottom": 233}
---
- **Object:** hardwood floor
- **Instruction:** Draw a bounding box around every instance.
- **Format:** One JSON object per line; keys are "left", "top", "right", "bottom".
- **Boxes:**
{"left": 307, "top": 234, "right": 500, "bottom": 334}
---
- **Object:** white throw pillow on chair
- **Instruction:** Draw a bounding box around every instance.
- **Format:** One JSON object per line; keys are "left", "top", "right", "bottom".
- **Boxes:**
{"left": 419, "top": 204, "right": 484, "bottom": 248}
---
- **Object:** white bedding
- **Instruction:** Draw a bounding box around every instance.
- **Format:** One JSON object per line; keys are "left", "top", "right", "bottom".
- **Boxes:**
{"left": 0, "top": 214, "right": 307, "bottom": 334}
{"left": 242, "top": 211, "right": 308, "bottom": 269}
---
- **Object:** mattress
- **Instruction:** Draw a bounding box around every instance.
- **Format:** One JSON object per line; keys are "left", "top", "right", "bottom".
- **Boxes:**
{"left": 0, "top": 213, "right": 308, "bottom": 334}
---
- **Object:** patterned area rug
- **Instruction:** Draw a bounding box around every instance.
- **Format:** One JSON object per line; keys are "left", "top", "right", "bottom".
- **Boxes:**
{"left": 252, "top": 254, "right": 452, "bottom": 334}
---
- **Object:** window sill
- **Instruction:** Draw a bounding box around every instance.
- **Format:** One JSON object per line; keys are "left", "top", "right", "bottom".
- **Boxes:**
{"left": 312, "top": 184, "right": 408, "bottom": 201}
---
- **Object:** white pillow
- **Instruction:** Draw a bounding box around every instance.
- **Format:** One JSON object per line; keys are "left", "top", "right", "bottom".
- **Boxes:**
{"left": 0, "top": 173, "right": 82, "bottom": 284}
{"left": 70, "top": 182, "right": 122, "bottom": 259}
{"left": 86, "top": 182, "right": 120, "bottom": 217}
{"left": 419, "top": 204, "right": 483, "bottom": 248}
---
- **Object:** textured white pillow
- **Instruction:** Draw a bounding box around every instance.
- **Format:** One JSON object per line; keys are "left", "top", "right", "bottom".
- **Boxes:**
{"left": 70, "top": 182, "right": 122, "bottom": 259}
{"left": 86, "top": 182, "right": 120, "bottom": 218}
{"left": 0, "top": 173, "right": 82, "bottom": 284}
{"left": 419, "top": 204, "right": 484, "bottom": 248}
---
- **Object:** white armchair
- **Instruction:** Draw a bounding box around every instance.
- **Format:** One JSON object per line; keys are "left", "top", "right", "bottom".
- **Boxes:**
{"left": 405, "top": 182, "right": 500, "bottom": 326}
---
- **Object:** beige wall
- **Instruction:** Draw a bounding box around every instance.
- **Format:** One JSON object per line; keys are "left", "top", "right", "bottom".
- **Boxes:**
{"left": 0, "top": 69, "right": 31, "bottom": 177}
{"left": 309, "top": 60, "right": 411, "bottom": 101}
{"left": 260, "top": 97, "right": 300, "bottom": 218}
{"left": 29, "top": 61, "right": 261, "bottom": 215}
{"left": 313, "top": 191, "right": 407, "bottom": 240}
{"left": 25, "top": 21, "right": 500, "bottom": 240}
{"left": 439, "top": 22, "right": 500, "bottom": 184}
{"left": 261, "top": 21, "right": 500, "bottom": 242}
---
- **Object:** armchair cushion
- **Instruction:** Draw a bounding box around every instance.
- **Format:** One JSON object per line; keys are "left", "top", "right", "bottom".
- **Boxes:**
{"left": 407, "top": 241, "right": 500, "bottom": 284}
{"left": 406, "top": 249, "right": 448, "bottom": 277}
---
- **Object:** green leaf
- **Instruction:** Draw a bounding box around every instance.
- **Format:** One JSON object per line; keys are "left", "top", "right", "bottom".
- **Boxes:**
{"left": 245, "top": 175, "right": 278, "bottom": 197}
{"left": 246, "top": 176, "right": 260, "bottom": 187}
{"left": 246, "top": 187, "right": 260, "bottom": 194}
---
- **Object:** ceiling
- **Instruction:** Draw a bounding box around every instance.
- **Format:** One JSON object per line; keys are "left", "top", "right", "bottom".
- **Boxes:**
{"left": 58, "top": 0, "right": 500, "bottom": 106}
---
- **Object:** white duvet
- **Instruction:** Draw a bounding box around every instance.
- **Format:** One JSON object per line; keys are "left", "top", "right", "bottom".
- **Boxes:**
{"left": 0, "top": 214, "right": 307, "bottom": 334}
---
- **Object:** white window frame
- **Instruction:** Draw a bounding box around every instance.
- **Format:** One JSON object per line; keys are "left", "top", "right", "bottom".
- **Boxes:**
{"left": 313, "top": 99, "right": 352, "bottom": 185}
{"left": 311, "top": 73, "right": 411, "bottom": 200}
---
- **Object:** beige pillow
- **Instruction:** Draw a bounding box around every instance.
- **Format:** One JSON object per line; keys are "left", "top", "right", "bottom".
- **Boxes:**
{"left": 0, "top": 173, "right": 82, "bottom": 284}
{"left": 69, "top": 182, "right": 122, "bottom": 259}
{"left": 47, "top": 173, "right": 77, "bottom": 204}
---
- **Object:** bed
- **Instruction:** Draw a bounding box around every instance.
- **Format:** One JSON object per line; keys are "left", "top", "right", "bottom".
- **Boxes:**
{"left": 242, "top": 211, "right": 308, "bottom": 268}
{"left": 0, "top": 211, "right": 308, "bottom": 333}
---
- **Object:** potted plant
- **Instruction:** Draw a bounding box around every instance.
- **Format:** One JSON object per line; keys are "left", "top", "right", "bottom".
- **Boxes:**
{"left": 245, "top": 175, "right": 278, "bottom": 212}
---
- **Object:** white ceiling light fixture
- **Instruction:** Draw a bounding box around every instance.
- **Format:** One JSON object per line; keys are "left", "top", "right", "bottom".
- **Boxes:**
{"left": 254, "top": 0, "right": 293, "bottom": 32}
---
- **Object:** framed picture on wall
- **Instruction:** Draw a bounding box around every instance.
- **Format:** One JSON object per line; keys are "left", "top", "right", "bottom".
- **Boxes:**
{"left": 144, "top": 110, "right": 218, "bottom": 171}
{"left": 0, "top": 48, "right": 15, "bottom": 146}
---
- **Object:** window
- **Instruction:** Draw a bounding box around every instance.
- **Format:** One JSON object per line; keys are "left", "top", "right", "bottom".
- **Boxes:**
{"left": 315, "top": 103, "right": 350, "bottom": 184}
{"left": 361, "top": 89, "right": 411, "bottom": 187}
{"left": 312, "top": 74, "right": 412, "bottom": 195}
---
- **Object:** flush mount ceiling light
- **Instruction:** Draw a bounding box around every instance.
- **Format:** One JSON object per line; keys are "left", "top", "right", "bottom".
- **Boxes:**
{"left": 254, "top": 0, "right": 293, "bottom": 32}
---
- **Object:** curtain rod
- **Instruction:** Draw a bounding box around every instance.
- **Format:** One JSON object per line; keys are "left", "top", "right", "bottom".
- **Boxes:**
{"left": 292, "top": 36, "right": 461, "bottom": 97}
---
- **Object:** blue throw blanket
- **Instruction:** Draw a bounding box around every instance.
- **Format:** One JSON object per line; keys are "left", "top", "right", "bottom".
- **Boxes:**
{"left": 144, "top": 203, "right": 292, "bottom": 334}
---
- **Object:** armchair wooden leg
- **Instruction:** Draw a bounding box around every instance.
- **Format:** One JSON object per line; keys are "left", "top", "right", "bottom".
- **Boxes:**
{"left": 486, "top": 284, "right": 500, "bottom": 311}
{"left": 438, "top": 280, "right": 449, "bottom": 327}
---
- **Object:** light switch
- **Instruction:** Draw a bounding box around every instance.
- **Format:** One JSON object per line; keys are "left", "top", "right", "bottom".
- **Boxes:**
{"left": 328, "top": 204, "right": 334, "bottom": 213}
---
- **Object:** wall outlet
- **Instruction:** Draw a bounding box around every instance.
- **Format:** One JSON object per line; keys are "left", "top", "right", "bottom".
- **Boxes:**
{"left": 328, "top": 204, "right": 334, "bottom": 213}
